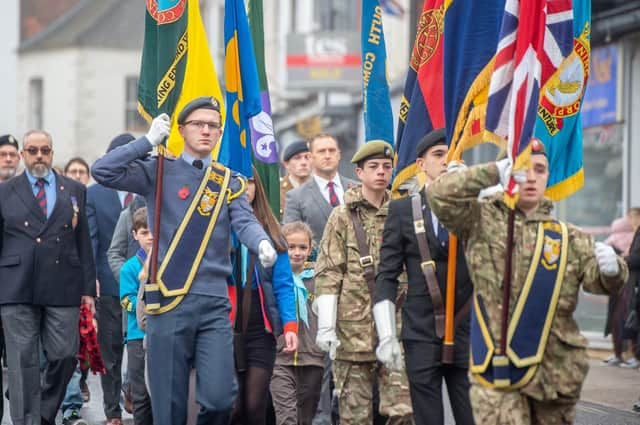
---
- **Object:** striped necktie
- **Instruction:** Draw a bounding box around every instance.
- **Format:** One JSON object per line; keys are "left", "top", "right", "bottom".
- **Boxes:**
{"left": 35, "top": 178, "right": 47, "bottom": 216}
{"left": 123, "top": 192, "right": 134, "bottom": 208}
{"left": 327, "top": 181, "right": 340, "bottom": 207}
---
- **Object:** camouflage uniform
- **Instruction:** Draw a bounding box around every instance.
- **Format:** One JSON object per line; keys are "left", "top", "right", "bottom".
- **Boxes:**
{"left": 315, "top": 186, "right": 413, "bottom": 424}
{"left": 427, "top": 163, "right": 629, "bottom": 424}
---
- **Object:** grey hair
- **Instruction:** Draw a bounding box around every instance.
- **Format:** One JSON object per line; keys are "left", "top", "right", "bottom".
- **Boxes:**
{"left": 23, "top": 130, "right": 53, "bottom": 147}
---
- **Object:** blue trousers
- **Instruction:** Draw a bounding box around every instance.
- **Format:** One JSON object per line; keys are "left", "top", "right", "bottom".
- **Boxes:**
{"left": 61, "top": 362, "right": 83, "bottom": 419}
{"left": 146, "top": 294, "right": 237, "bottom": 425}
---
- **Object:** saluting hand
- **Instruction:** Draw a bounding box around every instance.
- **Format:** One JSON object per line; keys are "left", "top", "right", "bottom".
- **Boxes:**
{"left": 146, "top": 113, "right": 171, "bottom": 146}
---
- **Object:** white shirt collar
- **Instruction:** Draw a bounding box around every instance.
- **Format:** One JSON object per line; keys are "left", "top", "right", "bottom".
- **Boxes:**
{"left": 313, "top": 173, "right": 341, "bottom": 190}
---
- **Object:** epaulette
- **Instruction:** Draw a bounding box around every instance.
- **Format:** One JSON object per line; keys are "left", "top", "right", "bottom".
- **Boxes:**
{"left": 227, "top": 173, "right": 246, "bottom": 203}
{"left": 212, "top": 161, "right": 227, "bottom": 171}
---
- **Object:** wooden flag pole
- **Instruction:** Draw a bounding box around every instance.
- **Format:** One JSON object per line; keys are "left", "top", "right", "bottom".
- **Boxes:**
{"left": 442, "top": 235, "right": 457, "bottom": 363}
{"left": 150, "top": 146, "right": 165, "bottom": 284}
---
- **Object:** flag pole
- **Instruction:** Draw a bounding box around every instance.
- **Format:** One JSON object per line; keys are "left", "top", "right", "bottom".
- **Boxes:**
{"left": 442, "top": 235, "right": 457, "bottom": 363}
{"left": 149, "top": 145, "right": 166, "bottom": 286}
{"left": 499, "top": 209, "right": 516, "bottom": 356}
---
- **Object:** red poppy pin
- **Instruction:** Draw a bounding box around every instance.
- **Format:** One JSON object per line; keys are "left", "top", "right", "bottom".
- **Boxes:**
{"left": 178, "top": 185, "right": 190, "bottom": 199}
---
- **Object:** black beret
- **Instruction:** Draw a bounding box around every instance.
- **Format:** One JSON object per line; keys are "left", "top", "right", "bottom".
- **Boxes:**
{"left": 107, "top": 133, "right": 135, "bottom": 153}
{"left": 416, "top": 128, "right": 447, "bottom": 158}
{"left": 177, "top": 96, "right": 221, "bottom": 124}
{"left": 282, "top": 140, "right": 309, "bottom": 162}
{"left": 0, "top": 134, "right": 18, "bottom": 151}
{"left": 351, "top": 140, "right": 394, "bottom": 164}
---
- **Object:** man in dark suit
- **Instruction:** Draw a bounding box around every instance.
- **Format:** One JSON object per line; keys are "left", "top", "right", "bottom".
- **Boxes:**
{"left": 373, "top": 129, "right": 474, "bottom": 425}
{"left": 283, "top": 134, "right": 357, "bottom": 246}
{"left": 0, "top": 134, "right": 21, "bottom": 423}
{"left": 87, "top": 133, "right": 137, "bottom": 425}
{"left": 0, "top": 130, "right": 95, "bottom": 425}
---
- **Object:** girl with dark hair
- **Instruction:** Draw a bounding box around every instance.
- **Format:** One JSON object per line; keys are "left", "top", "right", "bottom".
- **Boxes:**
{"left": 230, "top": 168, "right": 298, "bottom": 425}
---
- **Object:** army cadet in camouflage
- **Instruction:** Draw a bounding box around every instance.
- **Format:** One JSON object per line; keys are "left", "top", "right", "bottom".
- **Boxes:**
{"left": 427, "top": 140, "right": 629, "bottom": 424}
{"left": 314, "top": 141, "right": 413, "bottom": 425}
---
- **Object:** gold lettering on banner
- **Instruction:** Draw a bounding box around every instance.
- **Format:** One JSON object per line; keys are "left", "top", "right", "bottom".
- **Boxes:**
{"left": 368, "top": 6, "right": 383, "bottom": 45}
{"left": 157, "top": 31, "right": 188, "bottom": 108}
{"left": 399, "top": 95, "right": 410, "bottom": 124}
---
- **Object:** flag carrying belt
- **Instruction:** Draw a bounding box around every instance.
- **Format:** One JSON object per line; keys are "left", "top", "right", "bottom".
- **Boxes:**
{"left": 145, "top": 164, "right": 232, "bottom": 314}
{"left": 470, "top": 220, "right": 568, "bottom": 390}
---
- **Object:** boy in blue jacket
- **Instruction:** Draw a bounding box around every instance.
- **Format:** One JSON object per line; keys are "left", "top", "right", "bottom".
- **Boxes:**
{"left": 120, "top": 207, "right": 153, "bottom": 425}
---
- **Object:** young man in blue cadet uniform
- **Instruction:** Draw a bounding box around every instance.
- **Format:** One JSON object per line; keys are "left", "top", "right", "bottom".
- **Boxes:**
{"left": 91, "top": 96, "right": 278, "bottom": 425}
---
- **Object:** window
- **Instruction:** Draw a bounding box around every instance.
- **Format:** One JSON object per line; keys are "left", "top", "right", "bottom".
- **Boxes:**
{"left": 28, "top": 78, "right": 43, "bottom": 129}
{"left": 125, "top": 76, "right": 148, "bottom": 132}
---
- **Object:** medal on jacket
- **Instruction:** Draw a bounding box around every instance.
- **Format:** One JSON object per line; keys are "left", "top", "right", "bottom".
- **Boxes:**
{"left": 71, "top": 195, "right": 79, "bottom": 229}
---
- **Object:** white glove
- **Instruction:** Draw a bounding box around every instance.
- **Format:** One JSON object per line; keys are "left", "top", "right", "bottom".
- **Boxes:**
{"left": 495, "top": 158, "right": 526, "bottom": 187}
{"left": 595, "top": 242, "right": 620, "bottom": 276}
{"left": 145, "top": 113, "right": 171, "bottom": 146}
{"left": 446, "top": 160, "right": 468, "bottom": 174}
{"left": 314, "top": 295, "right": 341, "bottom": 359}
{"left": 373, "top": 300, "right": 404, "bottom": 370}
{"left": 258, "top": 240, "right": 277, "bottom": 268}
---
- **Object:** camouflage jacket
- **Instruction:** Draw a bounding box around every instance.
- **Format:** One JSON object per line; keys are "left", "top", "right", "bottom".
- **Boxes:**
{"left": 315, "top": 185, "right": 390, "bottom": 362}
{"left": 427, "top": 163, "right": 628, "bottom": 401}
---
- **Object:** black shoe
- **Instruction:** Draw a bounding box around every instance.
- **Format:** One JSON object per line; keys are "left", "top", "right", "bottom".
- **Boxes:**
{"left": 632, "top": 401, "right": 640, "bottom": 413}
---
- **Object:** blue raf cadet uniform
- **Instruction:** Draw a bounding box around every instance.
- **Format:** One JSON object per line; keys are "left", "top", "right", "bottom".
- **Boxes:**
{"left": 91, "top": 98, "right": 272, "bottom": 425}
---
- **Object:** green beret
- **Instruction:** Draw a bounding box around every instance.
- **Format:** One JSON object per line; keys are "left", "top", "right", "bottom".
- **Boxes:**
{"left": 177, "top": 96, "right": 221, "bottom": 124}
{"left": 351, "top": 140, "right": 394, "bottom": 164}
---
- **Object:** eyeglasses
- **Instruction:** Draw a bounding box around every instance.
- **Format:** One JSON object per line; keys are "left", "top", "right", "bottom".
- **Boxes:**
{"left": 24, "top": 146, "right": 52, "bottom": 156}
{"left": 0, "top": 151, "right": 18, "bottom": 159}
{"left": 184, "top": 120, "right": 221, "bottom": 130}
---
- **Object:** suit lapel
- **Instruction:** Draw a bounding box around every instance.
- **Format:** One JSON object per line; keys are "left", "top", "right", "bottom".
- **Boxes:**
{"left": 308, "top": 179, "right": 332, "bottom": 219}
{"left": 421, "top": 188, "right": 445, "bottom": 252}
{"left": 13, "top": 174, "right": 47, "bottom": 224}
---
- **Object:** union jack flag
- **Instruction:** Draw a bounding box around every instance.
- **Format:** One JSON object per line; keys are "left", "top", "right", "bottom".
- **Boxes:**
{"left": 485, "top": 0, "right": 574, "bottom": 201}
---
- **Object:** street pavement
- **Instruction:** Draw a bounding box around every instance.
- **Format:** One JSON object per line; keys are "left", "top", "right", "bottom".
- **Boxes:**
{"left": 1, "top": 357, "right": 639, "bottom": 424}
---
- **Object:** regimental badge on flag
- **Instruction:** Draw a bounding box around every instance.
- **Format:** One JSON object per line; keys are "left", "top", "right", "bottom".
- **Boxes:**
{"left": 534, "top": 0, "right": 590, "bottom": 201}
{"left": 362, "top": 0, "right": 394, "bottom": 145}
{"left": 217, "top": 0, "right": 263, "bottom": 178}
{"left": 138, "top": 0, "right": 224, "bottom": 156}
{"left": 392, "top": 0, "right": 445, "bottom": 195}
{"left": 484, "top": 0, "right": 576, "bottom": 208}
